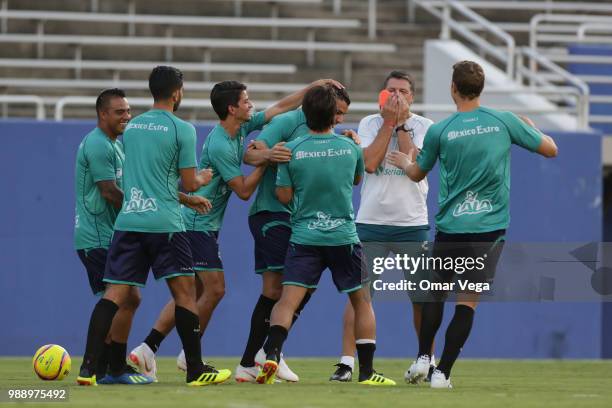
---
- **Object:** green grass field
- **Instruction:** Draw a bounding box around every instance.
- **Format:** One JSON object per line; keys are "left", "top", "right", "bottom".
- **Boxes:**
{"left": 1, "top": 357, "right": 611, "bottom": 407}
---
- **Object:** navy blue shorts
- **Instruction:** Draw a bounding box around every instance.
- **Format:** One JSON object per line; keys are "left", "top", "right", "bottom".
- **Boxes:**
{"left": 77, "top": 248, "right": 108, "bottom": 296}
{"left": 104, "top": 231, "right": 194, "bottom": 287}
{"left": 248, "top": 211, "right": 291, "bottom": 274}
{"left": 283, "top": 242, "right": 363, "bottom": 293}
{"left": 186, "top": 230, "right": 223, "bottom": 272}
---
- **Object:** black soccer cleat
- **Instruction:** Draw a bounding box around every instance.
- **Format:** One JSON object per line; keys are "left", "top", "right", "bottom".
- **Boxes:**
{"left": 329, "top": 363, "right": 352, "bottom": 382}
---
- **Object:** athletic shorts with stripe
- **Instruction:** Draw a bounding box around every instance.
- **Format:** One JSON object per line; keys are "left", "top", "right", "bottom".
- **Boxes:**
{"left": 248, "top": 211, "right": 291, "bottom": 274}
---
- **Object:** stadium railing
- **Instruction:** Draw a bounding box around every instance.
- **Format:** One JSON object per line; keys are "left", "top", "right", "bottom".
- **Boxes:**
{"left": 0, "top": 95, "right": 45, "bottom": 120}
{"left": 0, "top": 34, "right": 396, "bottom": 84}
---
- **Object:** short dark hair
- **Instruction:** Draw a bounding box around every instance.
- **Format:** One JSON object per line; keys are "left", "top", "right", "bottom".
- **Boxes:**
{"left": 95, "top": 88, "right": 126, "bottom": 117}
{"left": 332, "top": 86, "right": 351, "bottom": 106}
{"left": 210, "top": 81, "right": 247, "bottom": 120}
{"left": 302, "top": 85, "right": 336, "bottom": 132}
{"left": 452, "top": 61, "right": 485, "bottom": 99}
{"left": 148, "top": 66, "right": 183, "bottom": 101}
{"left": 383, "top": 70, "right": 415, "bottom": 93}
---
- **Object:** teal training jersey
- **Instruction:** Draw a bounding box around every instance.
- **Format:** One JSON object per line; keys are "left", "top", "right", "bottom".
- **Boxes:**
{"left": 74, "top": 127, "right": 124, "bottom": 250}
{"left": 114, "top": 109, "right": 198, "bottom": 233}
{"left": 249, "top": 109, "right": 309, "bottom": 216}
{"left": 183, "top": 111, "right": 267, "bottom": 232}
{"left": 276, "top": 132, "right": 364, "bottom": 246}
{"left": 416, "top": 106, "right": 543, "bottom": 234}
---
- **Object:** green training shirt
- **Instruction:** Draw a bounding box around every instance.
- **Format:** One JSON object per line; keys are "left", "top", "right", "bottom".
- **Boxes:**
{"left": 114, "top": 109, "right": 198, "bottom": 233}
{"left": 249, "top": 109, "right": 309, "bottom": 216}
{"left": 74, "top": 127, "right": 124, "bottom": 250}
{"left": 416, "top": 106, "right": 543, "bottom": 234}
{"left": 183, "top": 111, "right": 267, "bottom": 232}
{"left": 276, "top": 132, "right": 364, "bottom": 246}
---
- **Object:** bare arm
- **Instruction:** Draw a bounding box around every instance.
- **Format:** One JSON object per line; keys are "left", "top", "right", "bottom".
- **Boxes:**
{"left": 363, "top": 95, "right": 400, "bottom": 173}
{"left": 519, "top": 115, "right": 558, "bottom": 158}
{"left": 180, "top": 168, "right": 213, "bottom": 192}
{"left": 244, "top": 140, "right": 292, "bottom": 167}
{"left": 227, "top": 165, "right": 268, "bottom": 201}
{"left": 264, "top": 79, "right": 344, "bottom": 122}
{"left": 395, "top": 95, "right": 417, "bottom": 158}
{"left": 96, "top": 180, "right": 123, "bottom": 210}
{"left": 178, "top": 193, "right": 212, "bottom": 214}
{"left": 275, "top": 186, "right": 294, "bottom": 205}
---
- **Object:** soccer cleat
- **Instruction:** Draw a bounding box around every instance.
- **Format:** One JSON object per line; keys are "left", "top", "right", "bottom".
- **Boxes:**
{"left": 424, "top": 364, "right": 436, "bottom": 383}
{"left": 405, "top": 355, "right": 431, "bottom": 384}
{"left": 187, "top": 364, "right": 232, "bottom": 387}
{"left": 358, "top": 371, "right": 396, "bottom": 386}
{"left": 76, "top": 367, "right": 97, "bottom": 386}
{"left": 430, "top": 369, "right": 453, "bottom": 389}
{"left": 255, "top": 360, "right": 278, "bottom": 384}
{"left": 97, "top": 366, "right": 154, "bottom": 385}
{"left": 128, "top": 343, "right": 157, "bottom": 381}
{"left": 255, "top": 348, "right": 299, "bottom": 382}
{"left": 329, "top": 363, "right": 352, "bottom": 382}
{"left": 235, "top": 364, "right": 259, "bottom": 383}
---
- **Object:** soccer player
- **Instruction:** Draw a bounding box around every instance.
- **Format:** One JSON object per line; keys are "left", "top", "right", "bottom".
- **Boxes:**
{"left": 388, "top": 61, "right": 558, "bottom": 388}
{"left": 236, "top": 87, "right": 355, "bottom": 383}
{"left": 330, "top": 71, "right": 436, "bottom": 383}
{"left": 74, "top": 88, "right": 143, "bottom": 382}
{"left": 128, "top": 78, "right": 344, "bottom": 380}
{"left": 255, "top": 85, "right": 396, "bottom": 386}
{"left": 77, "top": 66, "right": 219, "bottom": 387}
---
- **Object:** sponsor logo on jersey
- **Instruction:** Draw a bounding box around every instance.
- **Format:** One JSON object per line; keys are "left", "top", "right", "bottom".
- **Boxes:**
{"left": 307, "top": 211, "right": 346, "bottom": 231}
{"left": 295, "top": 148, "right": 352, "bottom": 160}
{"left": 452, "top": 191, "right": 492, "bottom": 217}
{"left": 375, "top": 165, "right": 406, "bottom": 177}
{"left": 125, "top": 122, "right": 169, "bottom": 132}
{"left": 447, "top": 125, "right": 501, "bottom": 141}
{"left": 123, "top": 188, "right": 158, "bottom": 214}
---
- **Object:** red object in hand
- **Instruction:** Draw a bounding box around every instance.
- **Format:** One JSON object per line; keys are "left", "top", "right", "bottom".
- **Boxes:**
{"left": 378, "top": 89, "right": 391, "bottom": 109}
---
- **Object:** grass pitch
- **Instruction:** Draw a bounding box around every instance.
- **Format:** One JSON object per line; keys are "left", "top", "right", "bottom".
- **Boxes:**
{"left": 1, "top": 357, "right": 611, "bottom": 407}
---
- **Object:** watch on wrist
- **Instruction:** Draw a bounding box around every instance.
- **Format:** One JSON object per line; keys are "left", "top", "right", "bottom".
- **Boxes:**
{"left": 395, "top": 124, "right": 408, "bottom": 133}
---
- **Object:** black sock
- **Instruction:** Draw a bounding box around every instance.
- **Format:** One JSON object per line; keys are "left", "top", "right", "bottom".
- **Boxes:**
{"left": 175, "top": 306, "right": 204, "bottom": 381}
{"left": 95, "top": 342, "right": 111, "bottom": 379}
{"left": 109, "top": 341, "right": 127, "bottom": 376}
{"left": 263, "top": 325, "right": 288, "bottom": 362}
{"left": 240, "top": 295, "right": 276, "bottom": 367}
{"left": 356, "top": 342, "right": 376, "bottom": 381}
{"left": 81, "top": 298, "right": 118, "bottom": 375}
{"left": 437, "top": 305, "right": 475, "bottom": 379}
{"left": 291, "top": 292, "right": 311, "bottom": 327}
{"left": 418, "top": 301, "right": 445, "bottom": 357}
{"left": 144, "top": 329, "right": 166, "bottom": 353}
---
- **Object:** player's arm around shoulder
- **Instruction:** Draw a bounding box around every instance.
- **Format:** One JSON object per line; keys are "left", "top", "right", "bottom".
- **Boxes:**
{"left": 244, "top": 111, "right": 297, "bottom": 166}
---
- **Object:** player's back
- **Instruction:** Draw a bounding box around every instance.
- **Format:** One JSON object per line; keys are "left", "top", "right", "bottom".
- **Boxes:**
{"left": 115, "top": 109, "right": 197, "bottom": 233}
{"left": 279, "top": 133, "right": 364, "bottom": 246}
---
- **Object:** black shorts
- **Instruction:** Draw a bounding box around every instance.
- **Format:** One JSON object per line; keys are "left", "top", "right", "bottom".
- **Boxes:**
{"left": 186, "top": 230, "right": 223, "bottom": 272}
{"left": 283, "top": 242, "right": 363, "bottom": 293}
{"left": 248, "top": 211, "right": 291, "bottom": 274}
{"left": 103, "top": 231, "right": 194, "bottom": 287}
{"left": 77, "top": 248, "right": 108, "bottom": 295}
{"left": 428, "top": 229, "right": 505, "bottom": 299}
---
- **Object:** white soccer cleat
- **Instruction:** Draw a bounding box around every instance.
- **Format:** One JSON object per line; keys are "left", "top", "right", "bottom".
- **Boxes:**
{"left": 128, "top": 343, "right": 157, "bottom": 381}
{"left": 405, "top": 355, "right": 431, "bottom": 384}
{"left": 234, "top": 364, "right": 259, "bottom": 383}
{"left": 430, "top": 369, "right": 453, "bottom": 389}
{"left": 255, "top": 349, "right": 299, "bottom": 382}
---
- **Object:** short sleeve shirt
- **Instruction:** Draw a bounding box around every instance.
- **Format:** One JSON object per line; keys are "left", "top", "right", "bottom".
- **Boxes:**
{"left": 114, "top": 109, "right": 198, "bottom": 233}
{"left": 74, "top": 127, "right": 124, "bottom": 249}
{"left": 416, "top": 106, "right": 543, "bottom": 233}
{"left": 276, "top": 133, "right": 364, "bottom": 246}
{"left": 183, "top": 111, "right": 267, "bottom": 232}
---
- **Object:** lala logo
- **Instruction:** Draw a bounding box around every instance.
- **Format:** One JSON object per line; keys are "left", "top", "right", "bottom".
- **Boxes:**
{"left": 307, "top": 211, "right": 346, "bottom": 231}
{"left": 123, "top": 188, "right": 158, "bottom": 213}
{"left": 452, "top": 191, "right": 492, "bottom": 217}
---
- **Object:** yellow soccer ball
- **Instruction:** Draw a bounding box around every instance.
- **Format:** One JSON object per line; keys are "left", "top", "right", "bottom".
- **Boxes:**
{"left": 32, "top": 345, "right": 71, "bottom": 380}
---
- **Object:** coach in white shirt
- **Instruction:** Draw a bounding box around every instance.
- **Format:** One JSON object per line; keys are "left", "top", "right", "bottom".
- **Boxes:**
{"left": 329, "top": 71, "right": 434, "bottom": 383}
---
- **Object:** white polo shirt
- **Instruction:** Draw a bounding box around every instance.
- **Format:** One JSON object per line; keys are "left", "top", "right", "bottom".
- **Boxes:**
{"left": 355, "top": 113, "right": 433, "bottom": 227}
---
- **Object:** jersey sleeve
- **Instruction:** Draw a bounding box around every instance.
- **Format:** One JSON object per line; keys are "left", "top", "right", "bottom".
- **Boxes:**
{"left": 416, "top": 125, "right": 440, "bottom": 172}
{"left": 209, "top": 138, "right": 243, "bottom": 182}
{"left": 177, "top": 122, "right": 198, "bottom": 169}
{"left": 357, "top": 116, "right": 380, "bottom": 149}
{"left": 276, "top": 162, "right": 292, "bottom": 188}
{"left": 87, "top": 138, "right": 117, "bottom": 183}
{"left": 244, "top": 110, "right": 267, "bottom": 134}
{"left": 256, "top": 110, "right": 299, "bottom": 147}
{"left": 502, "top": 111, "right": 543, "bottom": 152}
